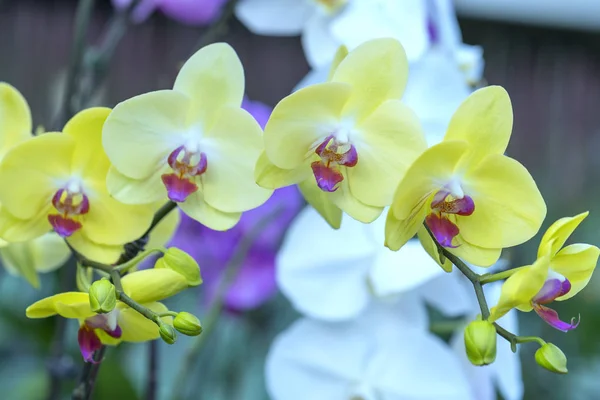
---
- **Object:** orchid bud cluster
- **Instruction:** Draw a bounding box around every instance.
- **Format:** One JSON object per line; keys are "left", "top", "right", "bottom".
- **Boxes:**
{"left": 0, "top": 36, "right": 596, "bottom": 382}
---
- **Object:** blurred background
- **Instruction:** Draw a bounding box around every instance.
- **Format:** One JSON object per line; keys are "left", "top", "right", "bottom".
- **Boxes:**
{"left": 1, "top": 0, "right": 600, "bottom": 399}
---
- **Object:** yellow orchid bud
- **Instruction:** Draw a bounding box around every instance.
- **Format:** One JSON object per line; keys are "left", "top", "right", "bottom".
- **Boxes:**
{"left": 156, "top": 248, "right": 202, "bottom": 286}
{"left": 158, "top": 322, "right": 177, "bottom": 345}
{"left": 535, "top": 343, "right": 568, "bottom": 374}
{"left": 464, "top": 320, "right": 497, "bottom": 366}
{"left": 88, "top": 279, "right": 117, "bottom": 314}
{"left": 173, "top": 312, "right": 203, "bottom": 336}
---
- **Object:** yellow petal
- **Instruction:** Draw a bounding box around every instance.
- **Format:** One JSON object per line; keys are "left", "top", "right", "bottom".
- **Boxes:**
{"left": 460, "top": 154, "right": 546, "bottom": 249}
{"left": 118, "top": 301, "right": 169, "bottom": 342}
{"left": 82, "top": 190, "right": 153, "bottom": 245}
{"left": 179, "top": 189, "right": 241, "bottom": 230}
{"left": 202, "top": 107, "right": 273, "bottom": 212}
{"left": 552, "top": 243, "right": 599, "bottom": 301}
{"left": 0, "top": 82, "right": 32, "bottom": 157}
{"left": 66, "top": 232, "right": 123, "bottom": 264}
{"left": 298, "top": 179, "right": 341, "bottom": 229}
{"left": 0, "top": 132, "right": 73, "bottom": 219}
{"left": 538, "top": 212, "right": 589, "bottom": 258}
{"left": 417, "top": 226, "right": 453, "bottom": 272}
{"left": 449, "top": 240, "right": 502, "bottom": 267}
{"left": 263, "top": 82, "right": 352, "bottom": 169}
{"left": 102, "top": 90, "right": 191, "bottom": 180}
{"left": 146, "top": 204, "right": 180, "bottom": 250}
{"left": 331, "top": 38, "right": 408, "bottom": 120}
{"left": 327, "top": 45, "right": 349, "bottom": 81}
{"left": 489, "top": 256, "right": 549, "bottom": 322}
{"left": 255, "top": 151, "right": 310, "bottom": 189}
{"left": 0, "top": 206, "right": 51, "bottom": 242}
{"left": 329, "top": 171, "right": 383, "bottom": 223}
{"left": 64, "top": 107, "right": 112, "bottom": 181}
{"left": 121, "top": 268, "right": 189, "bottom": 304}
{"left": 349, "top": 99, "right": 426, "bottom": 207}
{"left": 173, "top": 43, "right": 244, "bottom": 130}
{"left": 384, "top": 204, "right": 427, "bottom": 251}
{"left": 390, "top": 140, "right": 469, "bottom": 220}
{"left": 26, "top": 292, "right": 94, "bottom": 319}
{"left": 0, "top": 232, "right": 70, "bottom": 287}
{"left": 106, "top": 165, "right": 168, "bottom": 205}
{"left": 444, "top": 86, "right": 513, "bottom": 159}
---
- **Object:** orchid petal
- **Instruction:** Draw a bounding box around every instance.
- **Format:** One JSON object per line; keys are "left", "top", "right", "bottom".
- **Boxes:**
{"left": 173, "top": 43, "right": 244, "bottom": 129}
{"left": 298, "top": 178, "right": 342, "bottom": 229}
{"left": 302, "top": 13, "right": 341, "bottom": 68}
{"left": 444, "top": 86, "right": 513, "bottom": 159}
{"left": 0, "top": 82, "right": 32, "bottom": 155}
{"left": 331, "top": 38, "right": 408, "bottom": 120}
{"left": 551, "top": 243, "right": 599, "bottom": 301}
{"left": 26, "top": 292, "right": 94, "bottom": 319}
{"left": 78, "top": 326, "right": 103, "bottom": 362}
{"left": 121, "top": 269, "right": 188, "bottom": 304}
{"left": 349, "top": 99, "right": 426, "bottom": 207}
{"left": 538, "top": 212, "right": 589, "bottom": 258}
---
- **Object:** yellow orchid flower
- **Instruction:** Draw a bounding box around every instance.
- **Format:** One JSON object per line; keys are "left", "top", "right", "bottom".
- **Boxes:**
{"left": 385, "top": 86, "right": 546, "bottom": 266}
{"left": 255, "top": 39, "right": 427, "bottom": 227}
{"left": 0, "top": 107, "right": 154, "bottom": 263}
{"left": 490, "top": 212, "right": 599, "bottom": 332}
{"left": 26, "top": 268, "right": 190, "bottom": 362}
{"left": 0, "top": 233, "right": 70, "bottom": 288}
{"left": 102, "top": 43, "right": 272, "bottom": 231}
{"left": 0, "top": 83, "right": 71, "bottom": 284}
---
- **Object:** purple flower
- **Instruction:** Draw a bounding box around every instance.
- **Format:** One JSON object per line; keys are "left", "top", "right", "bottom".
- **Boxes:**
{"left": 113, "top": 0, "right": 227, "bottom": 26}
{"left": 167, "top": 98, "right": 304, "bottom": 311}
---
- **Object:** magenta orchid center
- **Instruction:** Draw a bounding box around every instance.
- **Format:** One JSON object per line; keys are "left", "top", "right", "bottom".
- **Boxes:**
{"left": 310, "top": 134, "right": 358, "bottom": 192}
{"left": 531, "top": 271, "right": 580, "bottom": 332}
{"left": 161, "top": 144, "right": 208, "bottom": 203}
{"left": 77, "top": 312, "right": 122, "bottom": 362}
{"left": 425, "top": 183, "right": 475, "bottom": 248}
{"left": 48, "top": 182, "right": 90, "bottom": 238}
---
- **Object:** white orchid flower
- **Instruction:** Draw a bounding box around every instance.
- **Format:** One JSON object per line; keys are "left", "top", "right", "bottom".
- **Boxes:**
{"left": 266, "top": 300, "right": 475, "bottom": 400}
{"left": 235, "top": 0, "right": 429, "bottom": 67}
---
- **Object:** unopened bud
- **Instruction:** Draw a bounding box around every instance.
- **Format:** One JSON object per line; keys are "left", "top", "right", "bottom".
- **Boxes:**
{"left": 89, "top": 279, "right": 116, "bottom": 314}
{"left": 158, "top": 322, "right": 177, "bottom": 345}
{"left": 157, "top": 248, "right": 202, "bottom": 286}
{"left": 535, "top": 343, "right": 568, "bottom": 374}
{"left": 173, "top": 312, "right": 203, "bottom": 336}
{"left": 464, "top": 320, "right": 497, "bottom": 366}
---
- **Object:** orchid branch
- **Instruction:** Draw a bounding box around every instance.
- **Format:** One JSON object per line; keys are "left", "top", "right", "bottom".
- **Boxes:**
{"left": 423, "top": 224, "right": 532, "bottom": 352}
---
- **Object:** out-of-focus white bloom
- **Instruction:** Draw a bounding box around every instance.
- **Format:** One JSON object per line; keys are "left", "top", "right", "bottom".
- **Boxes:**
{"left": 275, "top": 205, "right": 524, "bottom": 399}
{"left": 235, "top": 0, "right": 429, "bottom": 67}
{"left": 266, "top": 300, "right": 475, "bottom": 400}
{"left": 276, "top": 207, "right": 453, "bottom": 321}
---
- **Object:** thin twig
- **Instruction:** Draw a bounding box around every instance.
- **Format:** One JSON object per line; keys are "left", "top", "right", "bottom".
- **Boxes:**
{"left": 171, "top": 207, "right": 285, "bottom": 400}
{"left": 53, "top": 0, "right": 96, "bottom": 130}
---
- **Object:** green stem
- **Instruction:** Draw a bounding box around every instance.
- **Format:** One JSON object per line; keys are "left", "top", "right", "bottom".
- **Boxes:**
{"left": 118, "top": 292, "right": 160, "bottom": 323}
{"left": 144, "top": 201, "right": 177, "bottom": 237}
{"left": 480, "top": 266, "right": 526, "bottom": 285}
{"left": 114, "top": 248, "right": 166, "bottom": 273}
{"left": 157, "top": 311, "right": 179, "bottom": 318}
{"left": 171, "top": 206, "right": 285, "bottom": 400}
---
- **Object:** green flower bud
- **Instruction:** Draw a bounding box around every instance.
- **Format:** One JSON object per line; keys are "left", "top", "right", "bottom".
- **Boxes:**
{"left": 464, "top": 320, "right": 497, "bottom": 366}
{"left": 535, "top": 343, "right": 568, "bottom": 374}
{"left": 173, "top": 312, "right": 203, "bottom": 336}
{"left": 156, "top": 247, "right": 202, "bottom": 286}
{"left": 88, "top": 279, "right": 117, "bottom": 314}
{"left": 158, "top": 322, "right": 177, "bottom": 345}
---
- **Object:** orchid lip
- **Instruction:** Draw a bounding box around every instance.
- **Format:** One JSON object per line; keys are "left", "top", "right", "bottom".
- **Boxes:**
{"left": 425, "top": 213, "right": 459, "bottom": 248}
{"left": 533, "top": 276, "right": 571, "bottom": 304}
{"left": 533, "top": 304, "right": 580, "bottom": 332}
{"left": 48, "top": 187, "right": 90, "bottom": 237}
{"left": 311, "top": 135, "right": 358, "bottom": 192}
